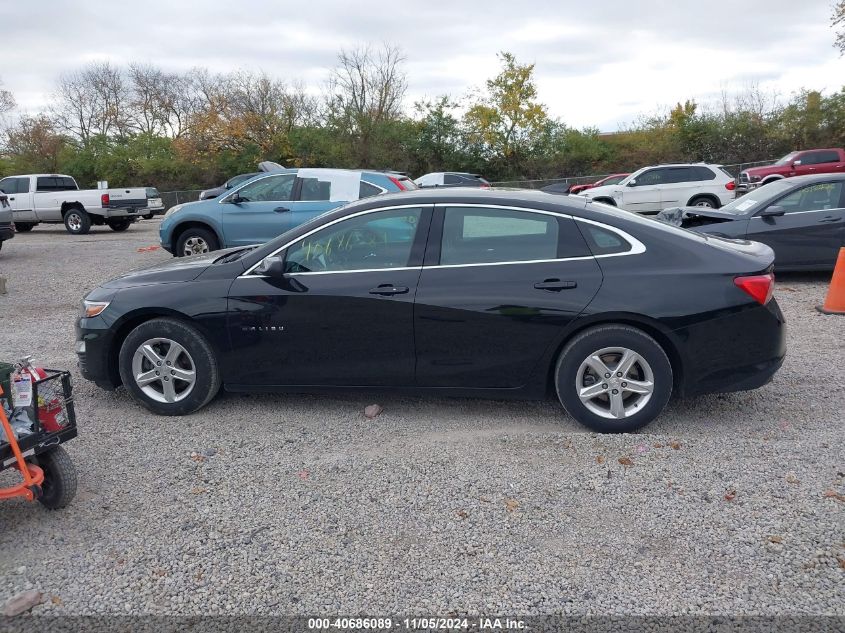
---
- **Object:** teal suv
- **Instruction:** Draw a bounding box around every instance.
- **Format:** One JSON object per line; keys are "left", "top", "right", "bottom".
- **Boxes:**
{"left": 160, "top": 169, "right": 417, "bottom": 256}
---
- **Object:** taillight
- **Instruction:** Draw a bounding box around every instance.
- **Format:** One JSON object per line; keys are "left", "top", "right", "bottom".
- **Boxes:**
{"left": 725, "top": 181, "right": 736, "bottom": 191}
{"left": 100, "top": 193, "right": 110, "bottom": 207}
{"left": 734, "top": 273, "right": 774, "bottom": 305}
{"left": 388, "top": 176, "right": 408, "bottom": 191}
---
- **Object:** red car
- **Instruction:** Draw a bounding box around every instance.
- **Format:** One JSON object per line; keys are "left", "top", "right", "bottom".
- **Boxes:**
{"left": 569, "top": 173, "right": 630, "bottom": 194}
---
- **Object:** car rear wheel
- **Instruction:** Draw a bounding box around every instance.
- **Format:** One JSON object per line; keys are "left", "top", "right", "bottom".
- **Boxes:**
{"left": 176, "top": 227, "right": 219, "bottom": 257}
{"left": 689, "top": 196, "right": 719, "bottom": 209}
{"left": 554, "top": 325, "right": 672, "bottom": 433}
{"left": 64, "top": 208, "right": 91, "bottom": 235}
{"left": 118, "top": 318, "right": 221, "bottom": 416}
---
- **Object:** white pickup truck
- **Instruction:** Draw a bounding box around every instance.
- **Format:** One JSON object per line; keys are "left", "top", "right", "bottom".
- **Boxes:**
{"left": 0, "top": 174, "right": 164, "bottom": 234}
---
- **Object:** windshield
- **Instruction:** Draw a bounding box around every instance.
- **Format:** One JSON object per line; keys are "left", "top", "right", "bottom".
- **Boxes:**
{"left": 774, "top": 152, "right": 798, "bottom": 166}
{"left": 718, "top": 179, "right": 795, "bottom": 214}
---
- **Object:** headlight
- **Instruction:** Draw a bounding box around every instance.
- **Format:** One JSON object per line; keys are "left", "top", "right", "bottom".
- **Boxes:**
{"left": 749, "top": 175, "right": 761, "bottom": 182}
{"left": 164, "top": 204, "right": 184, "bottom": 219}
{"left": 82, "top": 300, "right": 110, "bottom": 318}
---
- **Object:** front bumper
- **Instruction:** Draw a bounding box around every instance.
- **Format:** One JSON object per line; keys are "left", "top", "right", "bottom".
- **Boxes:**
{"left": 76, "top": 316, "right": 119, "bottom": 390}
{"left": 0, "top": 225, "right": 14, "bottom": 242}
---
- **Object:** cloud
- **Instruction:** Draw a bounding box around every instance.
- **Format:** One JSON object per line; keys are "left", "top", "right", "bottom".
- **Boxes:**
{"left": 1, "top": 0, "right": 843, "bottom": 130}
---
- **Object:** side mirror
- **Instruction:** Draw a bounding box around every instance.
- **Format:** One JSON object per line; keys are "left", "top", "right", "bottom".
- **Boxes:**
{"left": 791, "top": 160, "right": 802, "bottom": 167}
{"left": 254, "top": 255, "right": 285, "bottom": 277}
{"left": 626, "top": 179, "right": 637, "bottom": 187}
{"left": 759, "top": 205, "right": 785, "bottom": 218}
{"left": 228, "top": 193, "right": 244, "bottom": 204}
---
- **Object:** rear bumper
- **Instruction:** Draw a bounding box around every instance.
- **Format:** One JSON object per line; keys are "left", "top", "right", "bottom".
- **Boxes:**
{"left": 99, "top": 207, "right": 145, "bottom": 219}
{"left": 676, "top": 299, "right": 786, "bottom": 398}
{"left": 144, "top": 206, "right": 166, "bottom": 217}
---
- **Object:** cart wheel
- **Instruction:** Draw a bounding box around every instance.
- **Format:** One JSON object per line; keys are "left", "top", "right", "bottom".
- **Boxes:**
{"left": 33, "top": 446, "right": 77, "bottom": 510}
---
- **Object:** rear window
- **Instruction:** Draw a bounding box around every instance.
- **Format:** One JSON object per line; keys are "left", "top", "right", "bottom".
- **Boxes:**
{"left": 359, "top": 181, "right": 384, "bottom": 199}
{"left": 36, "top": 176, "right": 77, "bottom": 192}
{"left": 579, "top": 223, "right": 633, "bottom": 255}
{"left": 146, "top": 187, "right": 160, "bottom": 198}
{"left": 692, "top": 166, "right": 717, "bottom": 181}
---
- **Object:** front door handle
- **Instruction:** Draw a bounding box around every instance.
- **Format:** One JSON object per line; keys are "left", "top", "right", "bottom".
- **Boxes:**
{"left": 369, "top": 284, "right": 409, "bottom": 296}
{"left": 819, "top": 216, "right": 842, "bottom": 223}
{"left": 534, "top": 279, "right": 577, "bottom": 291}
{"left": 274, "top": 206, "right": 290, "bottom": 213}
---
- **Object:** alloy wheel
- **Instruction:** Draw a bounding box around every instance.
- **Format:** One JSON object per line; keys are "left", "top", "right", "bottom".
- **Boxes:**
{"left": 67, "top": 213, "right": 82, "bottom": 231}
{"left": 131, "top": 338, "right": 197, "bottom": 403}
{"left": 183, "top": 236, "right": 209, "bottom": 256}
{"left": 575, "top": 347, "right": 654, "bottom": 420}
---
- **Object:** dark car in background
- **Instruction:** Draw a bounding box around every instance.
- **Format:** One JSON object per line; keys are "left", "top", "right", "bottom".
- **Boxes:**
{"left": 414, "top": 172, "right": 491, "bottom": 188}
{"left": 656, "top": 174, "right": 845, "bottom": 271}
{"left": 78, "top": 189, "right": 785, "bottom": 433}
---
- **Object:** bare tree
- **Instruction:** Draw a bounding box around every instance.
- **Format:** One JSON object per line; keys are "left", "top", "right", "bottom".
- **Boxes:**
{"left": 0, "top": 78, "right": 15, "bottom": 115}
{"left": 52, "top": 62, "right": 131, "bottom": 142}
{"left": 833, "top": 0, "right": 845, "bottom": 54}
{"left": 327, "top": 43, "right": 407, "bottom": 165}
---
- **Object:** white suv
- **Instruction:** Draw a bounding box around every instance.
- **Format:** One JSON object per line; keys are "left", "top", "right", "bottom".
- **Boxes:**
{"left": 576, "top": 164, "right": 736, "bottom": 214}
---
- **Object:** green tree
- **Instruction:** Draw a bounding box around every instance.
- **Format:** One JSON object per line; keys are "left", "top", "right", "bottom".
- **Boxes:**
{"left": 463, "top": 52, "right": 549, "bottom": 174}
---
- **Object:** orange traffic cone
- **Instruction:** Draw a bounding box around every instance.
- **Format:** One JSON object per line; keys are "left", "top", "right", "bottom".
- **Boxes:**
{"left": 817, "top": 247, "right": 845, "bottom": 315}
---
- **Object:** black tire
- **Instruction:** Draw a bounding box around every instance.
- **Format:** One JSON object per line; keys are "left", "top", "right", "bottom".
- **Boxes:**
{"left": 142, "top": 214, "right": 153, "bottom": 220}
{"left": 107, "top": 219, "right": 131, "bottom": 232}
{"left": 118, "top": 317, "right": 221, "bottom": 416}
{"left": 554, "top": 325, "right": 673, "bottom": 433}
{"left": 175, "top": 227, "right": 219, "bottom": 257}
{"left": 15, "top": 222, "right": 35, "bottom": 232}
{"left": 63, "top": 207, "right": 91, "bottom": 235}
{"left": 688, "top": 195, "right": 719, "bottom": 209}
{"left": 33, "top": 446, "right": 77, "bottom": 510}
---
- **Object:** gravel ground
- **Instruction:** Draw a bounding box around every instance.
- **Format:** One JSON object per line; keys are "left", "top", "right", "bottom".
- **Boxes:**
{"left": 0, "top": 221, "right": 842, "bottom": 618}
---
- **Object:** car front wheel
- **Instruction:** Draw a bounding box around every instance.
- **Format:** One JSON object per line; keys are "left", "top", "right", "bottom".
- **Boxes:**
{"left": 555, "top": 325, "right": 673, "bottom": 433}
{"left": 176, "top": 227, "right": 219, "bottom": 257}
{"left": 118, "top": 318, "right": 221, "bottom": 416}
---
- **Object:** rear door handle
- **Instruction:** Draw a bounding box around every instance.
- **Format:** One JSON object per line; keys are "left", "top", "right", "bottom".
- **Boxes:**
{"left": 534, "top": 279, "right": 577, "bottom": 291}
{"left": 369, "top": 284, "right": 409, "bottom": 296}
{"left": 274, "top": 206, "right": 290, "bottom": 213}
{"left": 819, "top": 216, "right": 842, "bottom": 223}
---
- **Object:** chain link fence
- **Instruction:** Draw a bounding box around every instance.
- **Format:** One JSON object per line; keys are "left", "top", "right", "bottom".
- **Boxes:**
{"left": 159, "top": 190, "right": 204, "bottom": 210}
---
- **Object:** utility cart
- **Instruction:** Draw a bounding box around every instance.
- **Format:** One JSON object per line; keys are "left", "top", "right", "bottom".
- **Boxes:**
{"left": 0, "top": 360, "right": 77, "bottom": 509}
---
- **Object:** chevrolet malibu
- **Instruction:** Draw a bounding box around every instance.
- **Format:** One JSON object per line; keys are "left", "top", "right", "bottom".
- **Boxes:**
{"left": 78, "top": 189, "right": 786, "bottom": 433}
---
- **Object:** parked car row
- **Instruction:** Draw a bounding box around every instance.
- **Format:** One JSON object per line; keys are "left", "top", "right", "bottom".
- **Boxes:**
{"left": 738, "top": 148, "right": 845, "bottom": 193}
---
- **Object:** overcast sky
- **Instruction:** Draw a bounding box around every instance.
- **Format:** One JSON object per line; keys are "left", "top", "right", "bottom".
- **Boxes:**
{"left": 1, "top": 0, "right": 841, "bottom": 131}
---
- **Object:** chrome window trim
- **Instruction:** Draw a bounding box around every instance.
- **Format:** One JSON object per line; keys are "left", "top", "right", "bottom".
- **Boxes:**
{"left": 238, "top": 202, "right": 647, "bottom": 279}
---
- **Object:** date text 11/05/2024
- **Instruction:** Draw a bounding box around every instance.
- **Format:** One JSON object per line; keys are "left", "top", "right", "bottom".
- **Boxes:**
{"left": 307, "top": 617, "right": 526, "bottom": 630}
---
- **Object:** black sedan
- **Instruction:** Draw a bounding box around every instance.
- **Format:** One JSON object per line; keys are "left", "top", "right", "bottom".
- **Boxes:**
{"left": 656, "top": 174, "right": 845, "bottom": 271}
{"left": 76, "top": 189, "right": 786, "bottom": 433}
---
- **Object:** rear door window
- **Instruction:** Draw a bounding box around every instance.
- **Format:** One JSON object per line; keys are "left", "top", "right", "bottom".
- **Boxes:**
{"left": 663, "top": 167, "right": 696, "bottom": 183}
{"left": 439, "top": 207, "right": 588, "bottom": 265}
